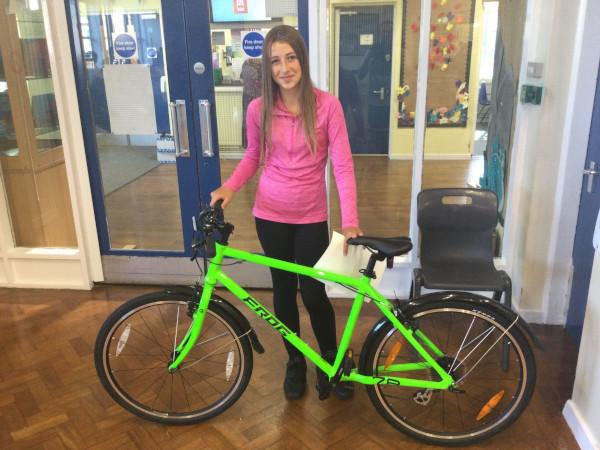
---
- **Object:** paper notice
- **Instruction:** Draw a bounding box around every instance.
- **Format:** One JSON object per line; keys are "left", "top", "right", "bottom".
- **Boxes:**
{"left": 314, "top": 232, "right": 385, "bottom": 295}
{"left": 103, "top": 64, "right": 157, "bottom": 135}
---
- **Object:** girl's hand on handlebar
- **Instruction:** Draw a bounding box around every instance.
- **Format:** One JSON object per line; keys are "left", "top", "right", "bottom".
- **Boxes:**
{"left": 210, "top": 185, "right": 235, "bottom": 208}
{"left": 342, "top": 226, "right": 363, "bottom": 256}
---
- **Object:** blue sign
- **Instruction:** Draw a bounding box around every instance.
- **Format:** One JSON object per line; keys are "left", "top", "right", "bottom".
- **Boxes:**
{"left": 146, "top": 47, "right": 157, "bottom": 59}
{"left": 114, "top": 33, "right": 137, "bottom": 59}
{"left": 242, "top": 32, "right": 264, "bottom": 58}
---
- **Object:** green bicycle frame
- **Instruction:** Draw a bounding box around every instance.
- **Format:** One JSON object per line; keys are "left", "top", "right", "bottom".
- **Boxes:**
{"left": 168, "top": 242, "right": 455, "bottom": 390}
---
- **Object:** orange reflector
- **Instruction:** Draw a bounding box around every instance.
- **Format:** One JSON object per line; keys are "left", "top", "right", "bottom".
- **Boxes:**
{"left": 476, "top": 390, "right": 505, "bottom": 421}
{"left": 384, "top": 340, "right": 403, "bottom": 370}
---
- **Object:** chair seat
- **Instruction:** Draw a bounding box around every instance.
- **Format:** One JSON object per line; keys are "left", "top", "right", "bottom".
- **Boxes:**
{"left": 420, "top": 264, "right": 508, "bottom": 291}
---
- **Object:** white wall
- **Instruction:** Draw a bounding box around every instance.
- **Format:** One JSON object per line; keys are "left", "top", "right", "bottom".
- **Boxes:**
{"left": 507, "top": 0, "right": 599, "bottom": 323}
{"left": 563, "top": 249, "right": 600, "bottom": 450}
{"left": 543, "top": 0, "right": 600, "bottom": 324}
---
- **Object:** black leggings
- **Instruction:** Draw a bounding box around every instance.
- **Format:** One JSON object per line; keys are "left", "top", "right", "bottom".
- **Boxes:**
{"left": 255, "top": 218, "right": 337, "bottom": 358}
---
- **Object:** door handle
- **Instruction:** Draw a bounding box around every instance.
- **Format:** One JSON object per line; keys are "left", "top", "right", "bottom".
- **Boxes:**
{"left": 584, "top": 161, "right": 599, "bottom": 193}
{"left": 168, "top": 100, "right": 190, "bottom": 157}
{"left": 372, "top": 87, "right": 385, "bottom": 101}
{"left": 199, "top": 100, "right": 214, "bottom": 157}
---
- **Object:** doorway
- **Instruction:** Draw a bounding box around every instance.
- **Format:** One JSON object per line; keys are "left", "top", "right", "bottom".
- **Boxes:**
{"left": 68, "top": 0, "right": 306, "bottom": 284}
{"left": 566, "top": 62, "right": 600, "bottom": 343}
{"left": 334, "top": 5, "right": 393, "bottom": 155}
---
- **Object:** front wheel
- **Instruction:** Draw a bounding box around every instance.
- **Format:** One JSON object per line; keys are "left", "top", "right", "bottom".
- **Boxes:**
{"left": 362, "top": 299, "right": 536, "bottom": 446}
{"left": 95, "top": 291, "right": 253, "bottom": 424}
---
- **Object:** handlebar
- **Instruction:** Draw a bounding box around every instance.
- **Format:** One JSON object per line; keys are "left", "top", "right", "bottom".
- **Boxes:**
{"left": 191, "top": 200, "right": 234, "bottom": 261}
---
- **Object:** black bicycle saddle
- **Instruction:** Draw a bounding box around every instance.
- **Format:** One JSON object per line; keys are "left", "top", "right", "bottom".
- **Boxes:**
{"left": 348, "top": 236, "right": 413, "bottom": 258}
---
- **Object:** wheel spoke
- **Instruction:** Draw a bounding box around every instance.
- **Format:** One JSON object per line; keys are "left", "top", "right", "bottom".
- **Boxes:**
{"left": 369, "top": 305, "right": 534, "bottom": 444}
{"left": 98, "top": 296, "right": 251, "bottom": 423}
{"left": 130, "top": 322, "right": 170, "bottom": 357}
{"left": 455, "top": 316, "right": 520, "bottom": 384}
{"left": 151, "top": 373, "right": 169, "bottom": 410}
{"left": 157, "top": 305, "right": 174, "bottom": 349}
{"left": 141, "top": 312, "right": 172, "bottom": 354}
{"left": 449, "top": 315, "right": 476, "bottom": 373}
{"left": 177, "top": 371, "right": 193, "bottom": 412}
{"left": 181, "top": 331, "right": 250, "bottom": 371}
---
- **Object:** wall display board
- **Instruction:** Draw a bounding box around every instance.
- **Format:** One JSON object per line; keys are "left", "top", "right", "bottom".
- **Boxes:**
{"left": 398, "top": 0, "right": 475, "bottom": 127}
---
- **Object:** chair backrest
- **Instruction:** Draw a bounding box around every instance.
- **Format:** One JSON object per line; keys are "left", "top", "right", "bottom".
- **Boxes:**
{"left": 417, "top": 188, "right": 498, "bottom": 266}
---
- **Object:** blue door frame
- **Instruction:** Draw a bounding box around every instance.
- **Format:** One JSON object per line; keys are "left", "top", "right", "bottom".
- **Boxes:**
{"left": 66, "top": 0, "right": 308, "bottom": 258}
{"left": 337, "top": 5, "right": 392, "bottom": 155}
{"left": 566, "top": 63, "right": 600, "bottom": 343}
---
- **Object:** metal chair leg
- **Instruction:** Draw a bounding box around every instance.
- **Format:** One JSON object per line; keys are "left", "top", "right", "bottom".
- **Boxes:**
{"left": 500, "top": 287, "right": 511, "bottom": 372}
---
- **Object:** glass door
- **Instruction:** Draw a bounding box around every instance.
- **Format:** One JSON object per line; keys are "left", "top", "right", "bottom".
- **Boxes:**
{"left": 0, "top": 0, "right": 77, "bottom": 248}
{"left": 205, "top": 1, "right": 303, "bottom": 254}
{"left": 69, "top": 0, "right": 306, "bottom": 283}
{"left": 73, "top": 0, "right": 200, "bottom": 255}
{"left": 331, "top": 3, "right": 415, "bottom": 240}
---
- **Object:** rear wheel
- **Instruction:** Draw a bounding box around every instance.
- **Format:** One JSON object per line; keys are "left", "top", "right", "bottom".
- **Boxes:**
{"left": 362, "top": 300, "right": 536, "bottom": 446}
{"left": 95, "top": 291, "right": 253, "bottom": 424}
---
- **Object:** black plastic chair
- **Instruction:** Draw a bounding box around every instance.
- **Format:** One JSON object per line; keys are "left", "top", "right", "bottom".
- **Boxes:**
{"left": 412, "top": 188, "right": 512, "bottom": 310}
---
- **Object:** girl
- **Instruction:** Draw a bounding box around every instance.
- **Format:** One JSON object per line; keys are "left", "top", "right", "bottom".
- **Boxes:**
{"left": 211, "top": 25, "right": 361, "bottom": 400}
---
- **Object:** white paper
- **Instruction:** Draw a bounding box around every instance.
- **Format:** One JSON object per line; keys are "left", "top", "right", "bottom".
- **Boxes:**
{"left": 314, "top": 232, "right": 385, "bottom": 296}
{"left": 103, "top": 64, "right": 157, "bottom": 135}
{"left": 593, "top": 207, "right": 600, "bottom": 250}
{"left": 360, "top": 34, "right": 374, "bottom": 46}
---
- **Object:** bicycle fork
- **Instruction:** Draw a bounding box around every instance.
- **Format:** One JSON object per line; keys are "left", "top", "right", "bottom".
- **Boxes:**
{"left": 167, "top": 251, "right": 224, "bottom": 372}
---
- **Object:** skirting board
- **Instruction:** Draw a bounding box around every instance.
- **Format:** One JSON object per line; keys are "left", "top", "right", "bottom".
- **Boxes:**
{"left": 563, "top": 400, "right": 598, "bottom": 450}
{"left": 389, "top": 154, "right": 472, "bottom": 160}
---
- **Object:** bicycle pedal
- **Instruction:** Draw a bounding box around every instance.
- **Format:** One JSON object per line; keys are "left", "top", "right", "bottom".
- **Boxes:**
{"left": 342, "top": 349, "right": 355, "bottom": 376}
{"left": 331, "top": 349, "right": 355, "bottom": 385}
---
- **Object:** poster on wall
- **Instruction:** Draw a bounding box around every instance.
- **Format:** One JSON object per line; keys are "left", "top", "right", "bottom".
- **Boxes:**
{"left": 397, "top": 0, "right": 475, "bottom": 127}
{"left": 211, "top": 0, "right": 269, "bottom": 22}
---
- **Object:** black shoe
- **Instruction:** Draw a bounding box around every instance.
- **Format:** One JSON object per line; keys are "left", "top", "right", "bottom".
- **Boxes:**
{"left": 284, "top": 355, "right": 307, "bottom": 399}
{"left": 317, "top": 350, "right": 355, "bottom": 400}
{"left": 335, "top": 353, "right": 356, "bottom": 400}
{"left": 316, "top": 350, "right": 336, "bottom": 400}
{"left": 334, "top": 380, "right": 354, "bottom": 400}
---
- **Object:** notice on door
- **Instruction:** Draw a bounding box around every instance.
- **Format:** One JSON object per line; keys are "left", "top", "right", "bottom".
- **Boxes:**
{"left": 360, "top": 34, "right": 374, "bottom": 46}
{"left": 103, "top": 64, "right": 157, "bottom": 135}
{"left": 241, "top": 31, "right": 265, "bottom": 58}
{"left": 113, "top": 32, "right": 138, "bottom": 60}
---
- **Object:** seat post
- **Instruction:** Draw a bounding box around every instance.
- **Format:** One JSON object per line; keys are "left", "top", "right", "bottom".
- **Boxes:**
{"left": 363, "top": 254, "right": 379, "bottom": 279}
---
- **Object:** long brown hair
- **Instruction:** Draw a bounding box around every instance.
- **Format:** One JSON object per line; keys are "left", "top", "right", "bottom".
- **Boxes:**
{"left": 260, "top": 25, "right": 316, "bottom": 159}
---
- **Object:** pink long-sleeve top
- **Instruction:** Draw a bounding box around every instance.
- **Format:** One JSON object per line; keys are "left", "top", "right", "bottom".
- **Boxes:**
{"left": 223, "top": 88, "right": 359, "bottom": 229}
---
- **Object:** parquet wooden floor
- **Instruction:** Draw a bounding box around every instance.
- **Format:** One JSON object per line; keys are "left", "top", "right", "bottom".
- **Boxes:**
{"left": 104, "top": 157, "right": 482, "bottom": 253}
{"left": 0, "top": 285, "right": 580, "bottom": 449}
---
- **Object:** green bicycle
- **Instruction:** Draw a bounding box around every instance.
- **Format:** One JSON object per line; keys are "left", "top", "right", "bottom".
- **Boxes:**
{"left": 94, "top": 202, "right": 537, "bottom": 446}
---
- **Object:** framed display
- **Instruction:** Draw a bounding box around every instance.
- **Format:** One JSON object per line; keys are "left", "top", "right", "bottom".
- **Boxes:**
{"left": 398, "top": 0, "right": 476, "bottom": 127}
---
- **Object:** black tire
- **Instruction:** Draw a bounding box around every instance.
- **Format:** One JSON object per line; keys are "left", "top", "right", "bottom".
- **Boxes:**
{"left": 95, "top": 291, "right": 253, "bottom": 424}
{"left": 362, "top": 299, "right": 536, "bottom": 446}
